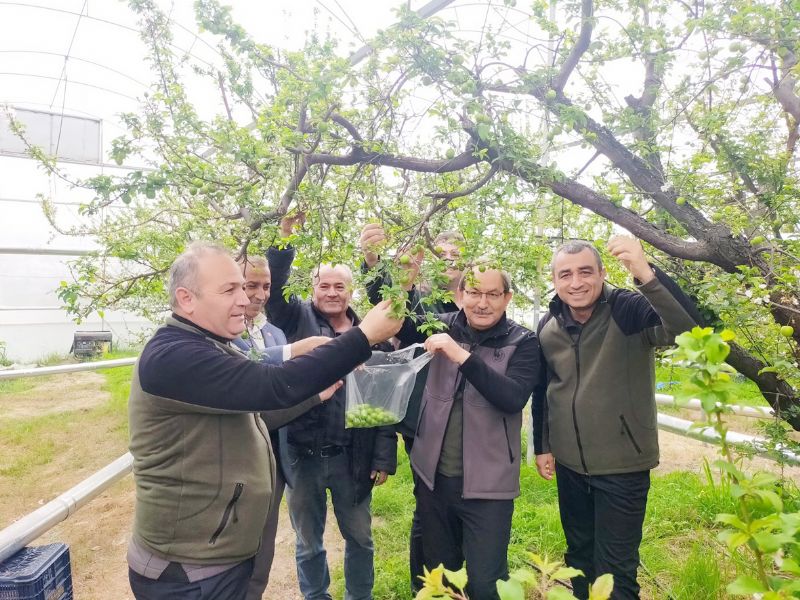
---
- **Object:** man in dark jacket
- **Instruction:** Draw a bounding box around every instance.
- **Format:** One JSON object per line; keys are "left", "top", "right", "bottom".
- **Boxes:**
{"left": 359, "top": 224, "right": 464, "bottom": 592}
{"left": 232, "top": 255, "right": 328, "bottom": 600}
{"left": 127, "top": 241, "right": 401, "bottom": 600}
{"left": 267, "top": 215, "right": 398, "bottom": 600}
{"left": 532, "top": 237, "right": 701, "bottom": 600}
{"left": 396, "top": 265, "right": 540, "bottom": 600}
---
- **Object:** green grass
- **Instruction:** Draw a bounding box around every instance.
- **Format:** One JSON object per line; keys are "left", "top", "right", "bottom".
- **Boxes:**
{"left": 0, "top": 377, "right": 39, "bottom": 395}
{"left": 0, "top": 352, "right": 136, "bottom": 478}
{"left": 656, "top": 362, "right": 767, "bottom": 406}
{"left": 329, "top": 458, "right": 785, "bottom": 599}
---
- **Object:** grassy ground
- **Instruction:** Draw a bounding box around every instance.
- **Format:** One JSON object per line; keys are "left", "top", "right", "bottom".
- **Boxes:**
{"left": 2, "top": 354, "right": 796, "bottom": 599}
{"left": 356, "top": 452, "right": 764, "bottom": 599}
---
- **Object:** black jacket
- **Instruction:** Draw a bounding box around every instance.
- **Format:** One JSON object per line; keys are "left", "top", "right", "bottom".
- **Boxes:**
{"left": 267, "top": 245, "right": 398, "bottom": 504}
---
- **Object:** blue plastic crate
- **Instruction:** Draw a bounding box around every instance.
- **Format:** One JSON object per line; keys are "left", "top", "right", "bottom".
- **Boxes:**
{"left": 0, "top": 544, "right": 73, "bottom": 600}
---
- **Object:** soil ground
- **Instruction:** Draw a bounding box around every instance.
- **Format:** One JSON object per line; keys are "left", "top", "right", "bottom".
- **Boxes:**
{"left": 1, "top": 372, "right": 798, "bottom": 599}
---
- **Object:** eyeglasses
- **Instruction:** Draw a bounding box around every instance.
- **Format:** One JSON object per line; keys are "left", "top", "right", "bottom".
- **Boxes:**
{"left": 463, "top": 289, "right": 506, "bottom": 301}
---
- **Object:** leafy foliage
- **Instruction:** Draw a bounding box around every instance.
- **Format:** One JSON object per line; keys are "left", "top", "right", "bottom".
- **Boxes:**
{"left": 16, "top": 0, "right": 800, "bottom": 425}
{"left": 668, "top": 327, "right": 800, "bottom": 597}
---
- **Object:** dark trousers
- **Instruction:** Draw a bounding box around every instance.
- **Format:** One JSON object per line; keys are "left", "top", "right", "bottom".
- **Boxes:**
{"left": 129, "top": 558, "right": 254, "bottom": 600}
{"left": 245, "top": 466, "right": 286, "bottom": 600}
{"left": 555, "top": 463, "right": 650, "bottom": 600}
{"left": 403, "top": 435, "right": 425, "bottom": 595}
{"left": 416, "top": 473, "right": 514, "bottom": 600}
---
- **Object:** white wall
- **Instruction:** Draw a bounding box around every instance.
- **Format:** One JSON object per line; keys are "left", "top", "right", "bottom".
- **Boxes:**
{"left": 0, "top": 155, "right": 153, "bottom": 363}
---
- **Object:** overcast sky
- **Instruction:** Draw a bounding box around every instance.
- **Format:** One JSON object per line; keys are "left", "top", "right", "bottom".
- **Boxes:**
{"left": 0, "top": 1, "right": 440, "bottom": 137}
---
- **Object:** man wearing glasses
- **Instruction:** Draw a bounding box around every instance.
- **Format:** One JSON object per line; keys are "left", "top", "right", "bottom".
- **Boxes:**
{"left": 396, "top": 264, "right": 540, "bottom": 600}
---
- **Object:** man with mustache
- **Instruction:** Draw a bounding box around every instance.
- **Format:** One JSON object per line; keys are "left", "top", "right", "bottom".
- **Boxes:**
{"left": 395, "top": 264, "right": 540, "bottom": 600}
{"left": 232, "top": 255, "right": 328, "bottom": 600}
{"left": 532, "top": 237, "right": 701, "bottom": 599}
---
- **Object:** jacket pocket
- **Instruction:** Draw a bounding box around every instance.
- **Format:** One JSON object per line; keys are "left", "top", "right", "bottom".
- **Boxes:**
{"left": 502, "top": 417, "right": 514, "bottom": 463}
{"left": 619, "top": 415, "right": 642, "bottom": 454}
{"left": 209, "top": 482, "right": 244, "bottom": 545}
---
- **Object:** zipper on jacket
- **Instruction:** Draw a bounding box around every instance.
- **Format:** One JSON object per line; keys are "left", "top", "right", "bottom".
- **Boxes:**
{"left": 209, "top": 483, "right": 244, "bottom": 545}
{"left": 502, "top": 417, "right": 514, "bottom": 463}
{"left": 571, "top": 341, "right": 589, "bottom": 474}
{"left": 619, "top": 415, "right": 643, "bottom": 454}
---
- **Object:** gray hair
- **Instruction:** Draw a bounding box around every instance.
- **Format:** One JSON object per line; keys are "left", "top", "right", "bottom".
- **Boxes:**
{"left": 236, "top": 254, "right": 269, "bottom": 275}
{"left": 168, "top": 241, "right": 231, "bottom": 309}
{"left": 551, "top": 240, "right": 604, "bottom": 273}
{"left": 433, "top": 230, "right": 465, "bottom": 247}
{"left": 458, "top": 264, "right": 512, "bottom": 294}
{"left": 311, "top": 263, "right": 353, "bottom": 286}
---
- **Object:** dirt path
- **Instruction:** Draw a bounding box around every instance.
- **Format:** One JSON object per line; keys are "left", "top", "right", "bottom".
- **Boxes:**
{"left": 2, "top": 374, "right": 797, "bottom": 599}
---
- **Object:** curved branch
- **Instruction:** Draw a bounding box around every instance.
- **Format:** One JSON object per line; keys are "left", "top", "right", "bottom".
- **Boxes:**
{"left": 727, "top": 342, "right": 800, "bottom": 430}
{"left": 304, "top": 148, "right": 480, "bottom": 173}
{"left": 552, "top": 0, "right": 593, "bottom": 92}
{"left": 427, "top": 163, "right": 499, "bottom": 200}
{"left": 330, "top": 113, "right": 364, "bottom": 142}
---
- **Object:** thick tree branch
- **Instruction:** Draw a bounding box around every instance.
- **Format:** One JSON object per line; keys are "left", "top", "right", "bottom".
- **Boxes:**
{"left": 485, "top": 81, "right": 752, "bottom": 270}
{"left": 727, "top": 342, "right": 800, "bottom": 430}
{"left": 552, "top": 0, "right": 593, "bottom": 92}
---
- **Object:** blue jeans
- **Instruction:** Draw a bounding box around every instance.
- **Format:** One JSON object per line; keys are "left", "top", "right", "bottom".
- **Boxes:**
{"left": 285, "top": 447, "right": 374, "bottom": 600}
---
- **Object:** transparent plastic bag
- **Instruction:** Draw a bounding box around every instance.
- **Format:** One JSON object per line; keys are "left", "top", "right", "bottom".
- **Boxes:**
{"left": 345, "top": 343, "right": 433, "bottom": 428}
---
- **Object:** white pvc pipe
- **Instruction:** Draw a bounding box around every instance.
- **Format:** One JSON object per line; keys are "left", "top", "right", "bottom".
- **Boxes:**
{"left": 655, "top": 393, "right": 774, "bottom": 419}
{"left": 657, "top": 413, "right": 800, "bottom": 465}
{"left": 0, "top": 453, "right": 134, "bottom": 563}
{"left": 0, "top": 357, "right": 136, "bottom": 380}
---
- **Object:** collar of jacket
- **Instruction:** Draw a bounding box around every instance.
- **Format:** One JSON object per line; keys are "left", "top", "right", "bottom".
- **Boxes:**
{"left": 309, "top": 302, "right": 361, "bottom": 328}
{"left": 547, "top": 283, "right": 611, "bottom": 324}
{"left": 167, "top": 313, "right": 233, "bottom": 345}
{"left": 451, "top": 308, "right": 510, "bottom": 342}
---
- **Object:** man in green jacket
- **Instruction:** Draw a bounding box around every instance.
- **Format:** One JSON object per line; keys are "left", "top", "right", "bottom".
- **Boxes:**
{"left": 127, "top": 241, "right": 401, "bottom": 600}
{"left": 532, "top": 236, "right": 701, "bottom": 600}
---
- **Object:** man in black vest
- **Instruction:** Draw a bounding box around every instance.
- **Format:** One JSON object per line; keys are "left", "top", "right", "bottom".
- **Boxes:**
{"left": 268, "top": 215, "right": 397, "bottom": 600}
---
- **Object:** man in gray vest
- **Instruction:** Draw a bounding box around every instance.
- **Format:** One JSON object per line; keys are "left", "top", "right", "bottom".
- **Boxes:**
{"left": 532, "top": 237, "right": 701, "bottom": 599}
{"left": 127, "top": 241, "right": 401, "bottom": 600}
{"left": 396, "top": 264, "right": 540, "bottom": 600}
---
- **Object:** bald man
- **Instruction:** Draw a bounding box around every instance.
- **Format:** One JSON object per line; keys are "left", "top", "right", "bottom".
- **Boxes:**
{"left": 267, "top": 215, "right": 397, "bottom": 600}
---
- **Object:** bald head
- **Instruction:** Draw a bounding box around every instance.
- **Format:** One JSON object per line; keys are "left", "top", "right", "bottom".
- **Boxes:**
{"left": 311, "top": 263, "right": 353, "bottom": 320}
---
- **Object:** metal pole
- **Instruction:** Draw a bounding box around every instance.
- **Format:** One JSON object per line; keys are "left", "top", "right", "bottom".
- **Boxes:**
{"left": 655, "top": 393, "right": 774, "bottom": 419}
{"left": 0, "top": 357, "right": 136, "bottom": 380}
{"left": 657, "top": 413, "right": 800, "bottom": 465}
{"left": 0, "top": 453, "right": 134, "bottom": 564}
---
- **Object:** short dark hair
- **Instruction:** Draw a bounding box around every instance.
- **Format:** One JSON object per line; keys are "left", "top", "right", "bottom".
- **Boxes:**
{"left": 551, "top": 240, "right": 604, "bottom": 273}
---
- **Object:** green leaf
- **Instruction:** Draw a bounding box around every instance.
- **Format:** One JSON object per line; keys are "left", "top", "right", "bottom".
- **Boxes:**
{"left": 779, "top": 558, "right": 800, "bottom": 575}
{"left": 496, "top": 577, "right": 525, "bottom": 600}
{"left": 508, "top": 568, "right": 537, "bottom": 586}
{"left": 443, "top": 566, "right": 467, "bottom": 591}
{"left": 552, "top": 567, "right": 584, "bottom": 580}
{"left": 726, "top": 575, "right": 767, "bottom": 595}
{"left": 547, "top": 586, "right": 578, "bottom": 600}
{"left": 588, "top": 574, "right": 614, "bottom": 600}
{"left": 718, "top": 529, "right": 750, "bottom": 550}
{"left": 715, "top": 513, "right": 747, "bottom": 529}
